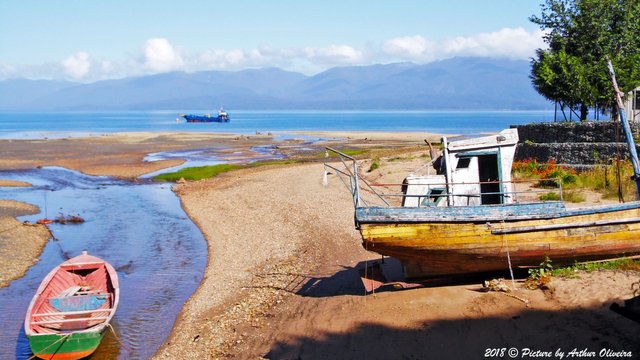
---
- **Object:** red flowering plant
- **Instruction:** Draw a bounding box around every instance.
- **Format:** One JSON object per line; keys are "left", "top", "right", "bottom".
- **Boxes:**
{"left": 512, "top": 158, "right": 577, "bottom": 187}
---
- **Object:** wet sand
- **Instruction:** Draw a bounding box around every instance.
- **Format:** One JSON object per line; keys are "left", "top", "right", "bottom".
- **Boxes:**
{"left": 1, "top": 131, "right": 639, "bottom": 359}
{"left": 0, "top": 132, "right": 276, "bottom": 178}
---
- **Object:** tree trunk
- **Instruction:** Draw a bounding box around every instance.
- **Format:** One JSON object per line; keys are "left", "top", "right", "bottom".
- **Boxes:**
{"left": 580, "top": 103, "right": 589, "bottom": 121}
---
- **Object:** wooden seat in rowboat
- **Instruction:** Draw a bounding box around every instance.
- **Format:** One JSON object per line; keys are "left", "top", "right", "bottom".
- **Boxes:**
{"left": 32, "top": 308, "right": 112, "bottom": 317}
{"left": 49, "top": 285, "right": 109, "bottom": 312}
{"left": 31, "top": 316, "right": 110, "bottom": 326}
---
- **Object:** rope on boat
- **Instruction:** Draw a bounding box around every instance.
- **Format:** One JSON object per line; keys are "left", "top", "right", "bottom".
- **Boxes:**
{"left": 503, "top": 234, "right": 516, "bottom": 289}
{"left": 27, "top": 333, "right": 71, "bottom": 360}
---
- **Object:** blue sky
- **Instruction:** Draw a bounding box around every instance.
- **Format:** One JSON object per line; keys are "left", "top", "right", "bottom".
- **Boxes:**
{"left": 0, "top": 1, "right": 546, "bottom": 81}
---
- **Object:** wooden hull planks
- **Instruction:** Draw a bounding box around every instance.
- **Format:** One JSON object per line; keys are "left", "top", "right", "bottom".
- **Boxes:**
{"left": 358, "top": 202, "right": 640, "bottom": 278}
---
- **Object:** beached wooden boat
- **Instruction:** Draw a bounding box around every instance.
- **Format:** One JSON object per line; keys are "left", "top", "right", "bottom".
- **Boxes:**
{"left": 24, "top": 251, "right": 119, "bottom": 359}
{"left": 356, "top": 201, "right": 640, "bottom": 278}
{"left": 325, "top": 62, "right": 640, "bottom": 279}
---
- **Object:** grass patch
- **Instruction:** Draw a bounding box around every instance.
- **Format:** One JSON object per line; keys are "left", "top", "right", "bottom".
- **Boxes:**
{"left": 339, "top": 149, "right": 369, "bottom": 157}
{"left": 252, "top": 159, "right": 297, "bottom": 166}
{"left": 580, "top": 162, "right": 636, "bottom": 199}
{"left": 539, "top": 191, "right": 584, "bottom": 203}
{"left": 552, "top": 258, "right": 640, "bottom": 277}
{"left": 153, "top": 159, "right": 299, "bottom": 182}
{"left": 539, "top": 192, "right": 561, "bottom": 201}
{"left": 153, "top": 164, "right": 245, "bottom": 182}
{"left": 513, "top": 159, "right": 636, "bottom": 200}
{"left": 563, "top": 191, "right": 586, "bottom": 203}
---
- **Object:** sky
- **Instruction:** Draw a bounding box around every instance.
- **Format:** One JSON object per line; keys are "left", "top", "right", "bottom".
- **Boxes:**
{"left": 0, "top": 1, "right": 548, "bottom": 82}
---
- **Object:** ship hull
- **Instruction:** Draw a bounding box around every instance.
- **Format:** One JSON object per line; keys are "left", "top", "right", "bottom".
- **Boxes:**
{"left": 182, "top": 114, "right": 229, "bottom": 122}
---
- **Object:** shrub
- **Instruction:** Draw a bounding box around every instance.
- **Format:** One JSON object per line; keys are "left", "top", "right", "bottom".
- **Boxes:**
{"left": 368, "top": 157, "right": 380, "bottom": 172}
{"left": 539, "top": 192, "right": 561, "bottom": 201}
{"left": 525, "top": 256, "right": 553, "bottom": 290}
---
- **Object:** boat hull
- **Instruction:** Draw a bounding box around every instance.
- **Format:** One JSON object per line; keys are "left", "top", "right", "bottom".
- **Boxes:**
{"left": 27, "top": 329, "right": 105, "bottom": 360}
{"left": 358, "top": 202, "right": 640, "bottom": 279}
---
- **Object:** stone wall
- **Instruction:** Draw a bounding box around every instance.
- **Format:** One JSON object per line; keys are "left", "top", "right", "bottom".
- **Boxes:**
{"left": 512, "top": 121, "right": 639, "bottom": 165}
{"left": 512, "top": 121, "right": 637, "bottom": 143}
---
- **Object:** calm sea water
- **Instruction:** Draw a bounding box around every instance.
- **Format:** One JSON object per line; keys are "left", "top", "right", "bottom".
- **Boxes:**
{"left": 0, "top": 110, "right": 554, "bottom": 138}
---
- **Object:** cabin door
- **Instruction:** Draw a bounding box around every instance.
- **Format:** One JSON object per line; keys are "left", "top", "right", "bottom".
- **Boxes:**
{"left": 478, "top": 154, "right": 501, "bottom": 204}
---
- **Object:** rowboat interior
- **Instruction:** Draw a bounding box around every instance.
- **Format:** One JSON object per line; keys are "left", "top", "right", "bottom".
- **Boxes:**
{"left": 28, "top": 260, "right": 116, "bottom": 334}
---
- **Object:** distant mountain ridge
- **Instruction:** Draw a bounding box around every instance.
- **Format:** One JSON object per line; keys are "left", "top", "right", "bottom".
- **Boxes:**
{"left": 0, "top": 57, "right": 551, "bottom": 111}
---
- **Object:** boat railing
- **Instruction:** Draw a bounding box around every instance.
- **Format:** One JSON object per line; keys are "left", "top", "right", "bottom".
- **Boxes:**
{"left": 369, "top": 178, "right": 564, "bottom": 207}
{"left": 324, "top": 147, "right": 564, "bottom": 208}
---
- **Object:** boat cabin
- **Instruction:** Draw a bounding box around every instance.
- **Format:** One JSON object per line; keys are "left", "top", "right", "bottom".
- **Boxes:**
{"left": 402, "top": 129, "right": 519, "bottom": 207}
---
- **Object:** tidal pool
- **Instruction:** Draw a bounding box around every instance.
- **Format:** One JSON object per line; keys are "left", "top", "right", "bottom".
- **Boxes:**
{"left": 0, "top": 167, "right": 207, "bottom": 359}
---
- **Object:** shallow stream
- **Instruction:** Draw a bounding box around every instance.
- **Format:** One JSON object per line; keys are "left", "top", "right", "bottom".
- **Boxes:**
{"left": 0, "top": 167, "right": 207, "bottom": 359}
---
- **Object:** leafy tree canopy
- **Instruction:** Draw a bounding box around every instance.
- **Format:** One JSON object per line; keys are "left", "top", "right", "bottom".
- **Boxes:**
{"left": 530, "top": 0, "right": 640, "bottom": 120}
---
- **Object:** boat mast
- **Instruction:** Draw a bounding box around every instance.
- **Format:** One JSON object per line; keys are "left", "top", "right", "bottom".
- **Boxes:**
{"left": 607, "top": 59, "right": 640, "bottom": 200}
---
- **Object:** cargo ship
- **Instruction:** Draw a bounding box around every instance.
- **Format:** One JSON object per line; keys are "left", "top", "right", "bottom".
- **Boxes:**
{"left": 181, "top": 107, "right": 230, "bottom": 123}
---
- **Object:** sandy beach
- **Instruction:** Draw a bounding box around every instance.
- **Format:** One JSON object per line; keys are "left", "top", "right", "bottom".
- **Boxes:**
{"left": 0, "top": 200, "right": 51, "bottom": 287}
{"left": 1, "top": 131, "right": 639, "bottom": 359}
{"left": 157, "top": 162, "right": 640, "bottom": 359}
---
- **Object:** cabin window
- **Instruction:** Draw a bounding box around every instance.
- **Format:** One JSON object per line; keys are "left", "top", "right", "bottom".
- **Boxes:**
{"left": 421, "top": 188, "right": 446, "bottom": 206}
{"left": 456, "top": 157, "right": 471, "bottom": 169}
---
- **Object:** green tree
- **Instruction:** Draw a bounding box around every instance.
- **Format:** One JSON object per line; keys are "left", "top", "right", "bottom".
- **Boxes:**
{"left": 530, "top": 0, "right": 640, "bottom": 121}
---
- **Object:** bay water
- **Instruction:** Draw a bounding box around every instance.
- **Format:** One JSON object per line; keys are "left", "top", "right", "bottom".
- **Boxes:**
{"left": 0, "top": 110, "right": 554, "bottom": 139}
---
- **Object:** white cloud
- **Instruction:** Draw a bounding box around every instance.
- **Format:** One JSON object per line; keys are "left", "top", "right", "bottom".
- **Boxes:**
{"left": 382, "top": 28, "right": 546, "bottom": 62}
{"left": 304, "top": 45, "right": 364, "bottom": 64}
{"left": 143, "top": 38, "right": 184, "bottom": 72}
{"left": 188, "top": 44, "right": 364, "bottom": 74}
{"left": 382, "top": 35, "right": 438, "bottom": 61}
{"left": 61, "top": 52, "right": 91, "bottom": 79}
{"left": 3, "top": 28, "right": 546, "bottom": 81}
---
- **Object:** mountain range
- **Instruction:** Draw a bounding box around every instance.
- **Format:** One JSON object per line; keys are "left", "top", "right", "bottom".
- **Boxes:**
{"left": 0, "top": 57, "right": 551, "bottom": 111}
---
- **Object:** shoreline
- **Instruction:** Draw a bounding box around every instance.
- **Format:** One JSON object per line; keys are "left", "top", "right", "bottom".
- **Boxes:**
{"left": 1, "top": 131, "right": 639, "bottom": 358}
{"left": 0, "top": 130, "right": 435, "bottom": 178}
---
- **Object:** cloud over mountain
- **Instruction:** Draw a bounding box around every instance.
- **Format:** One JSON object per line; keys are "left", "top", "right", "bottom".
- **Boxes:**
{"left": 143, "top": 38, "right": 184, "bottom": 73}
{"left": 383, "top": 28, "right": 546, "bottom": 62}
{"left": 1, "top": 28, "right": 546, "bottom": 82}
{"left": 61, "top": 52, "right": 91, "bottom": 79}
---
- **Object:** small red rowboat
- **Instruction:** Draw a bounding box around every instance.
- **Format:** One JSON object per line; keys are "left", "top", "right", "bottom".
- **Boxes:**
{"left": 24, "top": 251, "right": 120, "bottom": 359}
